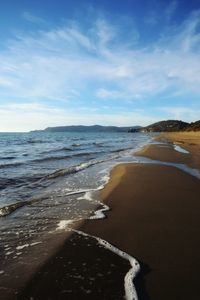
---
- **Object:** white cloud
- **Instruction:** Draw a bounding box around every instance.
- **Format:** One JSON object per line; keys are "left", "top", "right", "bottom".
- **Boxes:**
{"left": 0, "top": 12, "right": 200, "bottom": 130}
{"left": 0, "top": 102, "right": 159, "bottom": 131}
{"left": 145, "top": 1, "right": 178, "bottom": 26}
{"left": 158, "top": 106, "right": 200, "bottom": 122}
{"left": 1, "top": 13, "right": 200, "bottom": 101}
{"left": 96, "top": 88, "right": 124, "bottom": 99}
{"left": 22, "top": 11, "right": 45, "bottom": 24}
{"left": 160, "top": 10, "right": 200, "bottom": 53}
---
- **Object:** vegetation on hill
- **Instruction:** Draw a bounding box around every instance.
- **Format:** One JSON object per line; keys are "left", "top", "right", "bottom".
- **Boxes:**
{"left": 129, "top": 120, "right": 200, "bottom": 132}
{"left": 184, "top": 120, "right": 200, "bottom": 131}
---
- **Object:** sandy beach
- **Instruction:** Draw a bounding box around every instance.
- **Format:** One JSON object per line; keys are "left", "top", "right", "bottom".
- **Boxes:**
{"left": 19, "top": 132, "right": 200, "bottom": 300}
{"left": 139, "top": 132, "right": 200, "bottom": 169}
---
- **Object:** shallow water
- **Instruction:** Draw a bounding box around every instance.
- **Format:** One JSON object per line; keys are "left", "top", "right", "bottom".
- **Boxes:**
{"left": 0, "top": 131, "right": 152, "bottom": 295}
{"left": 1, "top": 131, "right": 200, "bottom": 299}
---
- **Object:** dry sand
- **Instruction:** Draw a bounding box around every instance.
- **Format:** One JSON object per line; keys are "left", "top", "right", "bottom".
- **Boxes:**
{"left": 20, "top": 132, "right": 200, "bottom": 300}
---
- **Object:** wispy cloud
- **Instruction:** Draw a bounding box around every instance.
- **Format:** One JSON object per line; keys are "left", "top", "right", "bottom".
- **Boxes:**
{"left": 165, "top": 1, "right": 178, "bottom": 21}
{"left": 0, "top": 102, "right": 159, "bottom": 131}
{"left": 158, "top": 106, "right": 200, "bottom": 122}
{"left": 145, "top": 1, "right": 178, "bottom": 25}
{"left": 22, "top": 11, "right": 45, "bottom": 24}
{"left": 0, "top": 10, "right": 200, "bottom": 130}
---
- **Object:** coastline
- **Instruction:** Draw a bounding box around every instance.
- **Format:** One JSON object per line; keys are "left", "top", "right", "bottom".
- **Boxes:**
{"left": 138, "top": 131, "right": 200, "bottom": 170}
{"left": 19, "top": 132, "right": 200, "bottom": 299}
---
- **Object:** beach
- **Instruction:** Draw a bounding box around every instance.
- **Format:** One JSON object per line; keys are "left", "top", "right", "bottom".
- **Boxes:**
{"left": 18, "top": 132, "right": 200, "bottom": 299}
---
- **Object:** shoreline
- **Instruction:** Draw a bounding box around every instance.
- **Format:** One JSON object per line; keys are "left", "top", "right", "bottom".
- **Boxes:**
{"left": 16, "top": 132, "right": 200, "bottom": 299}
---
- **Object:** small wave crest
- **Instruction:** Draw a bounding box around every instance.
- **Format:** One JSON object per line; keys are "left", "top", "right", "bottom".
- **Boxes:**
{"left": 0, "top": 177, "right": 24, "bottom": 190}
{"left": 32, "top": 155, "right": 72, "bottom": 163}
{"left": 47, "top": 159, "right": 105, "bottom": 179}
{"left": 111, "top": 147, "right": 132, "bottom": 153}
{"left": 0, "top": 156, "right": 16, "bottom": 160}
{"left": 0, "top": 201, "right": 28, "bottom": 217}
{"left": 32, "top": 151, "right": 96, "bottom": 163}
{"left": 0, "top": 162, "right": 24, "bottom": 169}
{"left": 41, "top": 147, "right": 74, "bottom": 155}
{"left": 27, "top": 139, "right": 47, "bottom": 144}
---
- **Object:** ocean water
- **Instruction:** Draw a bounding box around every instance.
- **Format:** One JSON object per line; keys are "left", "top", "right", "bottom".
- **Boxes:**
{"left": 0, "top": 131, "right": 152, "bottom": 298}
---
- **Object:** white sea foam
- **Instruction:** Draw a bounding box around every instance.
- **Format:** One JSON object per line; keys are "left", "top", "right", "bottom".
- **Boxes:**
{"left": 173, "top": 144, "right": 189, "bottom": 154}
{"left": 30, "top": 242, "right": 42, "bottom": 247}
{"left": 56, "top": 220, "right": 75, "bottom": 230}
{"left": 89, "top": 203, "right": 110, "bottom": 220}
{"left": 16, "top": 242, "right": 42, "bottom": 251}
{"left": 55, "top": 180, "right": 139, "bottom": 299}
{"left": 73, "top": 229, "right": 139, "bottom": 300}
{"left": 16, "top": 244, "right": 29, "bottom": 250}
{"left": 6, "top": 251, "right": 14, "bottom": 256}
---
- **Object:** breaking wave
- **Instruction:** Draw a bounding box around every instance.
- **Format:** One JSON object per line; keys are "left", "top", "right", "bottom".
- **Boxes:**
{"left": 0, "top": 201, "right": 28, "bottom": 217}
{"left": 47, "top": 158, "right": 106, "bottom": 179}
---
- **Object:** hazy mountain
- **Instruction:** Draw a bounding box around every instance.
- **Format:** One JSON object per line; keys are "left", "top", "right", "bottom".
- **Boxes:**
{"left": 32, "top": 120, "right": 200, "bottom": 133}
{"left": 33, "top": 125, "right": 141, "bottom": 133}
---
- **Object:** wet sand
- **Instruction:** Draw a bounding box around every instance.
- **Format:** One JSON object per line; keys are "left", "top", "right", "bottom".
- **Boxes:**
{"left": 20, "top": 132, "right": 200, "bottom": 300}
{"left": 138, "top": 132, "right": 200, "bottom": 169}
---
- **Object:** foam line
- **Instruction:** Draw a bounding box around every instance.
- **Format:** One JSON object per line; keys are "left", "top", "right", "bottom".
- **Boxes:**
{"left": 56, "top": 220, "right": 75, "bottom": 230}
{"left": 135, "top": 156, "right": 200, "bottom": 179}
{"left": 89, "top": 203, "right": 110, "bottom": 220}
{"left": 173, "top": 144, "right": 189, "bottom": 154}
{"left": 73, "top": 229, "right": 140, "bottom": 300}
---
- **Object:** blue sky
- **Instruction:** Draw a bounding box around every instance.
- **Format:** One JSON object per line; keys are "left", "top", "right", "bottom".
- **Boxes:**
{"left": 0, "top": 0, "right": 200, "bottom": 131}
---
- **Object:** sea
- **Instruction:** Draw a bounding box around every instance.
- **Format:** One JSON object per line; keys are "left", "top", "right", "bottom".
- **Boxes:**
{"left": 0, "top": 131, "right": 152, "bottom": 298}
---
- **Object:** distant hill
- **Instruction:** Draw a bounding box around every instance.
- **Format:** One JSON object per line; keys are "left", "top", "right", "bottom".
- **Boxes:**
{"left": 34, "top": 125, "right": 141, "bottom": 133}
{"left": 130, "top": 120, "right": 190, "bottom": 132}
{"left": 184, "top": 120, "right": 200, "bottom": 131}
{"left": 31, "top": 120, "right": 200, "bottom": 133}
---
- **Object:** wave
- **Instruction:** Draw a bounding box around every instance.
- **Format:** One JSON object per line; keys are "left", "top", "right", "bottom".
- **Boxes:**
{"left": 71, "top": 142, "right": 100, "bottom": 148}
{"left": 0, "top": 188, "right": 96, "bottom": 218}
{"left": 27, "top": 139, "right": 47, "bottom": 144}
{"left": 46, "top": 148, "right": 129, "bottom": 180}
{"left": 47, "top": 158, "right": 105, "bottom": 179}
{"left": 0, "top": 177, "right": 24, "bottom": 190}
{"left": 93, "top": 142, "right": 104, "bottom": 147}
{"left": 0, "top": 174, "right": 44, "bottom": 191}
{"left": 0, "top": 201, "right": 28, "bottom": 217}
{"left": 32, "top": 151, "right": 96, "bottom": 163}
{"left": 0, "top": 161, "right": 24, "bottom": 169}
{"left": 72, "top": 151, "right": 97, "bottom": 157}
{"left": 71, "top": 137, "right": 85, "bottom": 141}
{"left": 0, "top": 194, "right": 51, "bottom": 217}
{"left": 32, "top": 155, "right": 72, "bottom": 163}
{"left": 111, "top": 147, "right": 132, "bottom": 153}
{"left": 11, "top": 139, "right": 48, "bottom": 146}
{"left": 0, "top": 156, "right": 16, "bottom": 160}
{"left": 41, "top": 147, "right": 74, "bottom": 155}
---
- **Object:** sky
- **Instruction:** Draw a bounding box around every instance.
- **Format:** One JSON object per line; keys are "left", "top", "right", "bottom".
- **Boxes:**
{"left": 0, "top": 0, "right": 200, "bottom": 131}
